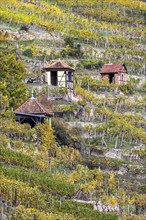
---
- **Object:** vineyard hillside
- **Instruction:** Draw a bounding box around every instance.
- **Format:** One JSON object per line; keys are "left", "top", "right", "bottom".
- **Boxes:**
{"left": 0, "top": 0, "right": 146, "bottom": 220}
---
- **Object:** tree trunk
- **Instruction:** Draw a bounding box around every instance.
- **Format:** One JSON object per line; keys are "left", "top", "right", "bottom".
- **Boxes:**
{"left": 88, "top": 141, "right": 91, "bottom": 156}
{"left": 101, "top": 131, "right": 104, "bottom": 145}
{"left": 115, "top": 100, "right": 119, "bottom": 112}
{"left": 129, "top": 135, "right": 133, "bottom": 145}
{"left": 120, "top": 132, "right": 125, "bottom": 147}
{"left": 115, "top": 135, "right": 119, "bottom": 148}
{"left": 49, "top": 157, "right": 52, "bottom": 173}
{"left": 102, "top": 131, "right": 107, "bottom": 147}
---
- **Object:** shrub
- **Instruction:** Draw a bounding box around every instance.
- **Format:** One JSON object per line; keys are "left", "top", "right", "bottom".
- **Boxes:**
{"left": 23, "top": 48, "right": 33, "bottom": 58}
{"left": 120, "top": 82, "right": 134, "bottom": 95}
{"left": 64, "top": 36, "right": 74, "bottom": 48}
{"left": 20, "top": 25, "right": 29, "bottom": 32}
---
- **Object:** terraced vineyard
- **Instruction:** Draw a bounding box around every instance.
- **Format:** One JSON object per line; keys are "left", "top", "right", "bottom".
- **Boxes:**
{"left": 0, "top": 0, "right": 146, "bottom": 220}
{"left": 0, "top": 0, "right": 146, "bottom": 74}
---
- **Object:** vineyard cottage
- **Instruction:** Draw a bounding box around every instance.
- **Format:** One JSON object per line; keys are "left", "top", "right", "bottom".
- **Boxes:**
{"left": 43, "top": 59, "right": 75, "bottom": 99}
{"left": 100, "top": 64, "right": 128, "bottom": 85}
{"left": 15, "top": 96, "right": 52, "bottom": 127}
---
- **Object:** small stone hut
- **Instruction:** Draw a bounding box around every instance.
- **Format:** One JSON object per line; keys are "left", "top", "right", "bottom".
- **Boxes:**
{"left": 100, "top": 64, "right": 128, "bottom": 85}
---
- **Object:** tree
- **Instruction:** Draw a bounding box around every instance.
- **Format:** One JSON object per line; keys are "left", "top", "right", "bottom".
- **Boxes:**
{"left": 35, "top": 120, "right": 56, "bottom": 172}
{"left": 133, "top": 194, "right": 146, "bottom": 215}
{"left": 35, "top": 121, "right": 56, "bottom": 151}
{"left": 0, "top": 49, "right": 27, "bottom": 108}
{"left": 64, "top": 36, "right": 74, "bottom": 48}
{"left": 108, "top": 172, "right": 116, "bottom": 194}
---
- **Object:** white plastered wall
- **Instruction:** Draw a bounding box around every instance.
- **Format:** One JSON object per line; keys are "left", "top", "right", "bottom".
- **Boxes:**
{"left": 58, "top": 71, "right": 65, "bottom": 87}
{"left": 45, "top": 71, "right": 51, "bottom": 85}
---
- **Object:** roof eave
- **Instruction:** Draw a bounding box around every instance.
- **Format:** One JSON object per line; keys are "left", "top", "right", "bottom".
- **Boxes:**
{"left": 100, "top": 71, "right": 118, "bottom": 74}
{"left": 44, "top": 67, "right": 75, "bottom": 71}
{"left": 16, "top": 112, "right": 53, "bottom": 117}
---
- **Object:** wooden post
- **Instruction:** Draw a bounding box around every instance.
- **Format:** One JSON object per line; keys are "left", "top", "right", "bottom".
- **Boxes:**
{"left": 49, "top": 117, "right": 52, "bottom": 127}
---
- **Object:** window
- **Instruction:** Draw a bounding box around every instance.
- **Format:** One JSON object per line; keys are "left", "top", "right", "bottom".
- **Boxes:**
{"left": 120, "top": 74, "right": 123, "bottom": 81}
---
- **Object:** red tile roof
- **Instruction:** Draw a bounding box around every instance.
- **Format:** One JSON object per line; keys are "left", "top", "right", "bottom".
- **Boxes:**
{"left": 15, "top": 97, "right": 52, "bottom": 115}
{"left": 44, "top": 60, "right": 75, "bottom": 71}
{"left": 100, "top": 64, "right": 127, "bottom": 74}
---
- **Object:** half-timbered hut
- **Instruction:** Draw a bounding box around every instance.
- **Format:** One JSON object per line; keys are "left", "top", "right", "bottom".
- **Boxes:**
{"left": 43, "top": 59, "right": 75, "bottom": 99}
{"left": 100, "top": 64, "right": 128, "bottom": 85}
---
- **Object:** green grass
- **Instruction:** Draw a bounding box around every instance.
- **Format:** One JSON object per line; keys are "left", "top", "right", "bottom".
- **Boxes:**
{"left": 0, "top": 22, "right": 20, "bottom": 30}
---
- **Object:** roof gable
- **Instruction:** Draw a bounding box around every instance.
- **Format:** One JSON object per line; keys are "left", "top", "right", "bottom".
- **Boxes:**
{"left": 15, "top": 97, "right": 52, "bottom": 115}
{"left": 44, "top": 60, "right": 75, "bottom": 71}
{"left": 100, "top": 64, "right": 127, "bottom": 74}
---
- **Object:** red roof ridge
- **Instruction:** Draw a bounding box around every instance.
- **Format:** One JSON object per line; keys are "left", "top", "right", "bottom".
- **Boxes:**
{"left": 15, "top": 97, "right": 52, "bottom": 115}
{"left": 44, "top": 59, "right": 75, "bottom": 71}
{"left": 100, "top": 63, "right": 127, "bottom": 74}
{"left": 33, "top": 98, "right": 48, "bottom": 114}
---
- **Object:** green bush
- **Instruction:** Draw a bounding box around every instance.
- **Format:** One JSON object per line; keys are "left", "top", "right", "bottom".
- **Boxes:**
{"left": 54, "top": 200, "right": 118, "bottom": 220}
{"left": 120, "top": 82, "right": 135, "bottom": 95}
{"left": 23, "top": 48, "right": 33, "bottom": 58}
{"left": 0, "top": 147, "right": 34, "bottom": 168}
{"left": 64, "top": 36, "right": 74, "bottom": 48}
